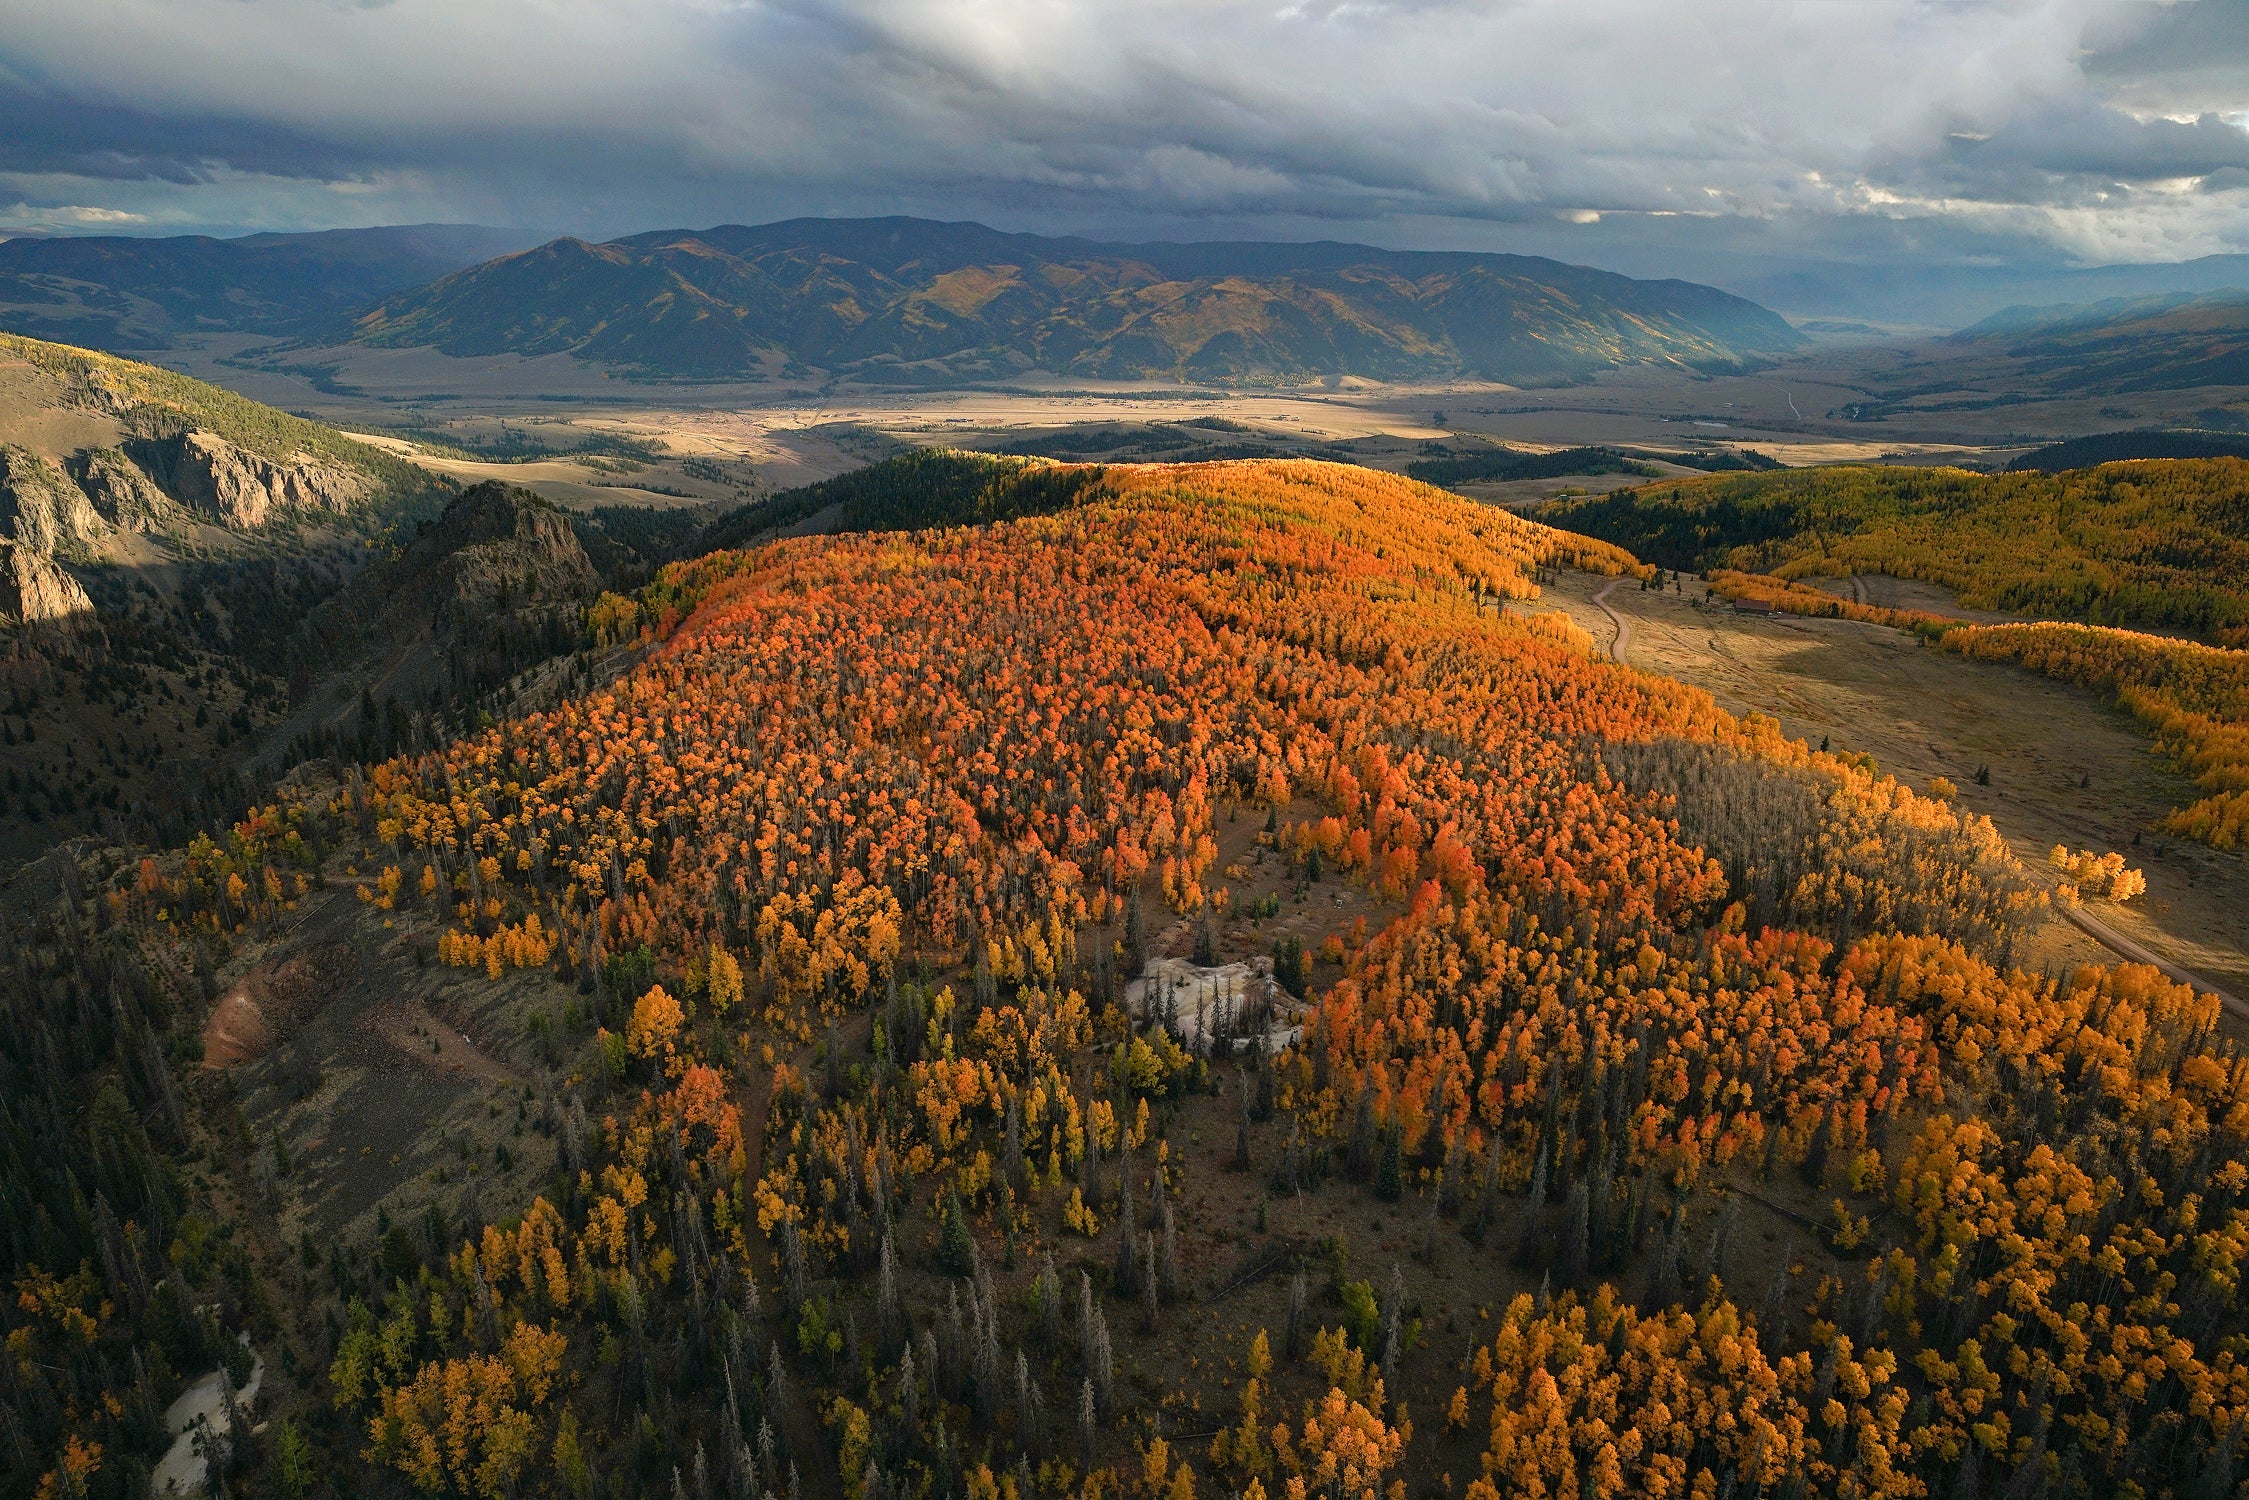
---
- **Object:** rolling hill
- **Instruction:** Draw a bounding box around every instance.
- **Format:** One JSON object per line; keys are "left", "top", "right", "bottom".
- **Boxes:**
{"left": 341, "top": 216, "right": 1806, "bottom": 386}
{"left": 0, "top": 224, "right": 536, "bottom": 350}
{"left": 15, "top": 450, "right": 2249, "bottom": 1500}
{"left": 1948, "top": 287, "right": 2249, "bottom": 393}
{"left": 2004, "top": 429, "right": 2249, "bottom": 472}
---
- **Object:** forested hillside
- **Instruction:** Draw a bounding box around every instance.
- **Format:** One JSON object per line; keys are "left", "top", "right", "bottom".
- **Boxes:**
{"left": 11, "top": 454, "right": 2249, "bottom": 1500}
{"left": 341, "top": 216, "right": 1805, "bottom": 387}
{"left": 1543, "top": 458, "right": 2249, "bottom": 645}
{"left": 1551, "top": 460, "right": 2249, "bottom": 849}
{"left": 2006, "top": 430, "right": 2249, "bottom": 473}
{"left": 0, "top": 226, "right": 535, "bottom": 350}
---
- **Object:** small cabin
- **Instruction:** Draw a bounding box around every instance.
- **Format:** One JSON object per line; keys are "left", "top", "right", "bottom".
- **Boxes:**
{"left": 1731, "top": 597, "right": 1776, "bottom": 615}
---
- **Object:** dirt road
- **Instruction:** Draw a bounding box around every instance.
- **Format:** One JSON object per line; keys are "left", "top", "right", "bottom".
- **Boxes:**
{"left": 1536, "top": 568, "right": 2249, "bottom": 1012}
{"left": 2061, "top": 901, "right": 2247, "bottom": 1019}
{"left": 1592, "top": 578, "right": 1632, "bottom": 665}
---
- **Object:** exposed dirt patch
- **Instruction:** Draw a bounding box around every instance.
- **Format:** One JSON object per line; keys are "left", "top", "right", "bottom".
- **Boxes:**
{"left": 202, "top": 941, "right": 356, "bottom": 1069}
{"left": 368, "top": 993, "right": 523, "bottom": 1085}
{"left": 212, "top": 884, "right": 569, "bottom": 1242}
{"left": 1803, "top": 572, "right": 2025, "bottom": 625}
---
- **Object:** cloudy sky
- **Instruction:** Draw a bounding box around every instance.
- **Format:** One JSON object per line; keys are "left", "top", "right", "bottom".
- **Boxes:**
{"left": 3, "top": 0, "right": 2249, "bottom": 283}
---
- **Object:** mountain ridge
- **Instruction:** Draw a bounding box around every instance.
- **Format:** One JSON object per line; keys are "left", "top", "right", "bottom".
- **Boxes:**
{"left": 0, "top": 332, "right": 452, "bottom": 639}
{"left": 1944, "top": 286, "right": 2249, "bottom": 392}
{"left": 0, "top": 224, "right": 539, "bottom": 350}
{"left": 341, "top": 215, "right": 1806, "bottom": 387}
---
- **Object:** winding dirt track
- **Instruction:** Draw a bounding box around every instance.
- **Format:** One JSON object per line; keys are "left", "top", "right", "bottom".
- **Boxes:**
{"left": 1596, "top": 574, "right": 2246, "bottom": 1019}
{"left": 1592, "top": 578, "right": 1633, "bottom": 665}
{"left": 2059, "top": 902, "right": 2248, "bottom": 1020}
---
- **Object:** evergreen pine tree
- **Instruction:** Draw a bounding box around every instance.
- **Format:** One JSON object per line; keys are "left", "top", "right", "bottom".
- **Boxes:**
{"left": 1374, "top": 1124, "right": 1403, "bottom": 1202}
{"left": 939, "top": 1188, "right": 974, "bottom": 1276}
{"left": 1124, "top": 887, "right": 1147, "bottom": 979}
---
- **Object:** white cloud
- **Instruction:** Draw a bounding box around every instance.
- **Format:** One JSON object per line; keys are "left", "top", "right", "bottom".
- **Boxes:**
{"left": 0, "top": 199, "right": 150, "bottom": 230}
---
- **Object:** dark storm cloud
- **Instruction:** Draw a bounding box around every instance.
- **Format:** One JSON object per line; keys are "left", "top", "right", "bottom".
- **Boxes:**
{"left": 0, "top": 72, "right": 364, "bottom": 184}
{"left": 2087, "top": 0, "right": 2249, "bottom": 113}
{"left": 1909, "top": 103, "right": 2249, "bottom": 205}
{"left": 0, "top": 0, "right": 2245, "bottom": 264}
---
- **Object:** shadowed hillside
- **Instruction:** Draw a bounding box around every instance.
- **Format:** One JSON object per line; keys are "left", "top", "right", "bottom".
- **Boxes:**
{"left": 1949, "top": 288, "right": 2249, "bottom": 393}
{"left": 0, "top": 225, "right": 534, "bottom": 350}
{"left": 341, "top": 216, "right": 1805, "bottom": 387}
{"left": 0, "top": 334, "right": 463, "bottom": 859}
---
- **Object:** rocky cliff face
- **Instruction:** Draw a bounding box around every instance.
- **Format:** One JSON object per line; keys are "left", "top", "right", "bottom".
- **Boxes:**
{"left": 134, "top": 430, "right": 370, "bottom": 529}
{"left": 2, "top": 335, "right": 447, "bottom": 657}
{"left": 70, "top": 447, "right": 183, "bottom": 533}
{"left": 2, "top": 428, "right": 388, "bottom": 648}
{"left": 0, "top": 538, "right": 95, "bottom": 632}
{"left": 0, "top": 445, "right": 109, "bottom": 557}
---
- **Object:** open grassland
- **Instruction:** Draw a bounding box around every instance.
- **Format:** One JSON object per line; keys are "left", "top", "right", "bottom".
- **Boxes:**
{"left": 1535, "top": 568, "right": 2249, "bottom": 1007}
{"left": 1539, "top": 457, "right": 2249, "bottom": 855}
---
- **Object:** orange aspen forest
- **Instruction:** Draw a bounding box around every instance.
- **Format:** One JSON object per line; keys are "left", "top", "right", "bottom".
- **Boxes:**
{"left": 12, "top": 6, "right": 2249, "bottom": 1499}
{"left": 16, "top": 442, "right": 2249, "bottom": 1500}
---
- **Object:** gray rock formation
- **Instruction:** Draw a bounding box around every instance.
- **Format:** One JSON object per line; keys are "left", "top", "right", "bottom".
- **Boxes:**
{"left": 303, "top": 480, "right": 598, "bottom": 659}
{"left": 0, "top": 538, "right": 94, "bottom": 631}
{"left": 2, "top": 427, "right": 387, "bottom": 645}
{"left": 430, "top": 480, "right": 602, "bottom": 628}
{"left": 137, "top": 430, "right": 368, "bottom": 528}
{"left": 71, "top": 446, "right": 182, "bottom": 533}
{"left": 0, "top": 444, "right": 108, "bottom": 556}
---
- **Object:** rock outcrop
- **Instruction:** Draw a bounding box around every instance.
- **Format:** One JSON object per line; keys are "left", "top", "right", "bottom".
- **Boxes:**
{"left": 0, "top": 538, "right": 94, "bottom": 632}
{"left": 70, "top": 447, "right": 183, "bottom": 533}
{"left": 0, "top": 445, "right": 108, "bottom": 556}
{"left": 278, "top": 483, "right": 600, "bottom": 749}
{"left": 426, "top": 480, "right": 601, "bottom": 627}
{"left": 135, "top": 430, "right": 369, "bottom": 528}
{"left": 301, "top": 481, "right": 599, "bottom": 662}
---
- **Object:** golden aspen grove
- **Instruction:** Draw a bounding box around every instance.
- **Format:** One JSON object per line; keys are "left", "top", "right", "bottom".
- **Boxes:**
{"left": 12, "top": 452, "right": 2249, "bottom": 1500}
{"left": 1543, "top": 459, "right": 2249, "bottom": 645}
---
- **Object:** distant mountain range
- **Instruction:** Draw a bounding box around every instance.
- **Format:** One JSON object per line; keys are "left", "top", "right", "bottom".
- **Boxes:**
{"left": 0, "top": 224, "right": 538, "bottom": 349}
{"left": 1949, "top": 288, "right": 2249, "bottom": 392}
{"left": 1700, "top": 249, "right": 2249, "bottom": 330}
{"left": 332, "top": 217, "right": 1805, "bottom": 386}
